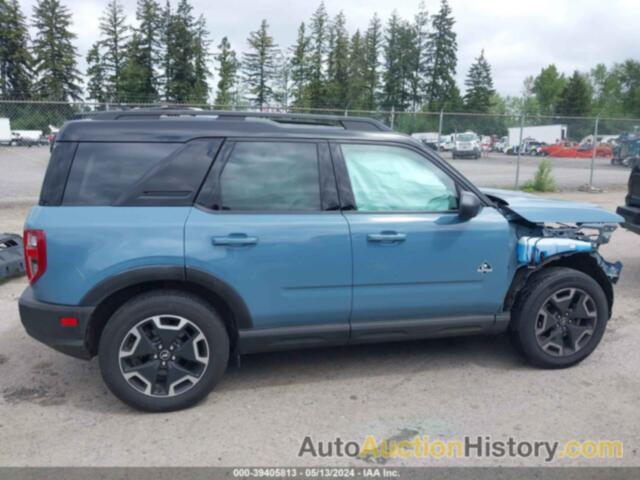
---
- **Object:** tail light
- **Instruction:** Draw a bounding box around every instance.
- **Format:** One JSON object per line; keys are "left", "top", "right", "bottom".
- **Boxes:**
{"left": 24, "top": 229, "right": 47, "bottom": 284}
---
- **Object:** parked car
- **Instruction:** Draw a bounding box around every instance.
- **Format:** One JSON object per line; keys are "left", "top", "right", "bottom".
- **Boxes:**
{"left": 539, "top": 140, "right": 612, "bottom": 159}
{"left": 438, "top": 134, "right": 455, "bottom": 151}
{"left": 411, "top": 132, "right": 439, "bottom": 151}
{"left": 506, "top": 139, "right": 544, "bottom": 156}
{"left": 493, "top": 136, "right": 508, "bottom": 153}
{"left": 20, "top": 110, "right": 623, "bottom": 412}
{"left": 11, "top": 129, "right": 43, "bottom": 147}
{"left": 617, "top": 157, "right": 640, "bottom": 234}
{"left": 452, "top": 132, "right": 481, "bottom": 159}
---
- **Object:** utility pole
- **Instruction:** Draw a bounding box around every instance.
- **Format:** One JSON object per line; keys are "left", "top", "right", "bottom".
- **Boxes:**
{"left": 437, "top": 109, "right": 444, "bottom": 148}
{"left": 515, "top": 112, "right": 524, "bottom": 189}
{"left": 589, "top": 116, "right": 599, "bottom": 188}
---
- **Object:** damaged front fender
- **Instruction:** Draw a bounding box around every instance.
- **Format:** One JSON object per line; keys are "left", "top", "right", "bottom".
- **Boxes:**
{"left": 593, "top": 253, "right": 622, "bottom": 284}
{"left": 504, "top": 223, "right": 623, "bottom": 314}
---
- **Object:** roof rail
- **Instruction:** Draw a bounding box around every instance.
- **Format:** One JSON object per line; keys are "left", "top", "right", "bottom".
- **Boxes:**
{"left": 75, "top": 108, "right": 391, "bottom": 132}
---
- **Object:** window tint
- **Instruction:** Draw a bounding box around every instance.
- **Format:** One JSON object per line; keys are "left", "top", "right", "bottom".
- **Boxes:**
{"left": 341, "top": 144, "right": 458, "bottom": 212}
{"left": 219, "top": 142, "right": 321, "bottom": 211}
{"left": 64, "top": 142, "right": 181, "bottom": 205}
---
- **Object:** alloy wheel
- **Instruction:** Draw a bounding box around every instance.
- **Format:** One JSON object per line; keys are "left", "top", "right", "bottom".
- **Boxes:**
{"left": 118, "top": 315, "right": 209, "bottom": 397}
{"left": 534, "top": 288, "right": 598, "bottom": 357}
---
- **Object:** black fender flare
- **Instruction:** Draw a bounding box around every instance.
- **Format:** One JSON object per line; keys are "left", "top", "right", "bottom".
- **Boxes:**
{"left": 80, "top": 265, "right": 253, "bottom": 329}
{"left": 502, "top": 252, "right": 618, "bottom": 316}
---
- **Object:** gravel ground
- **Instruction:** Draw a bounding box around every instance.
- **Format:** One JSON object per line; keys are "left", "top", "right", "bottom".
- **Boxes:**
{"left": 0, "top": 189, "right": 638, "bottom": 468}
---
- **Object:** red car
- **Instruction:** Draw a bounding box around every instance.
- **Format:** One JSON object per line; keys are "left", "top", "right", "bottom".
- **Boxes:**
{"left": 539, "top": 142, "right": 612, "bottom": 158}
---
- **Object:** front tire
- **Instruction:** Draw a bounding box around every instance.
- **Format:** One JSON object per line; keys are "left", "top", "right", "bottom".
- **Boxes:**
{"left": 99, "top": 290, "right": 229, "bottom": 412}
{"left": 510, "top": 267, "right": 609, "bottom": 369}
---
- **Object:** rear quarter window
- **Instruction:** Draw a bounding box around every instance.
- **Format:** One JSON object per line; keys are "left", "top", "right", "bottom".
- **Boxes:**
{"left": 63, "top": 143, "right": 180, "bottom": 205}
{"left": 62, "top": 140, "right": 219, "bottom": 206}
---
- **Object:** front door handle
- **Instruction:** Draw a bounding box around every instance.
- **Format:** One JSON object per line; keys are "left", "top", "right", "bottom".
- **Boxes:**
{"left": 367, "top": 231, "right": 407, "bottom": 243}
{"left": 212, "top": 233, "right": 259, "bottom": 246}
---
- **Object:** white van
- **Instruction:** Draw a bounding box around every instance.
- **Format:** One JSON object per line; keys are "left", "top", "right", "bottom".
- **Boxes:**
{"left": 0, "top": 118, "right": 11, "bottom": 145}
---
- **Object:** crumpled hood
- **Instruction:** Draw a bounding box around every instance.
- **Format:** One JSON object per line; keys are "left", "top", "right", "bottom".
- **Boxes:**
{"left": 481, "top": 188, "right": 624, "bottom": 224}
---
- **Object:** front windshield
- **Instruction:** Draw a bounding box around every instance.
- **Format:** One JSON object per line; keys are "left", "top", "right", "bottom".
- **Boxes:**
{"left": 457, "top": 134, "right": 476, "bottom": 142}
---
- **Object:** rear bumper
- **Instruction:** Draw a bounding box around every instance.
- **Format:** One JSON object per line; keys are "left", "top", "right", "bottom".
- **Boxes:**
{"left": 617, "top": 205, "right": 640, "bottom": 235}
{"left": 19, "top": 287, "right": 94, "bottom": 359}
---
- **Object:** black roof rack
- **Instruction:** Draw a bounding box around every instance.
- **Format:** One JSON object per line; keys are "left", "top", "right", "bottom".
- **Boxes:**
{"left": 76, "top": 108, "right": 391, "bottom": 132}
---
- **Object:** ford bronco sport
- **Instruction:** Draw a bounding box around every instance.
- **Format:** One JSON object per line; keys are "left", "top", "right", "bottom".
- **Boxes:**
{"left": 19, "top": 110, "right": 623, "bottom": 411}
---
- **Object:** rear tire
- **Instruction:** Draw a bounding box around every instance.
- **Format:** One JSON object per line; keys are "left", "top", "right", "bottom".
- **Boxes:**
{"left": 509, "top": 267, "right": 609, "bottom": 369}
{"left": 99, "top": 290, "right": 229, "bottom": 412}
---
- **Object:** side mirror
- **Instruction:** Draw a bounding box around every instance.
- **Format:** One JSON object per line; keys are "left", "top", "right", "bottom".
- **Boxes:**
{"left": 458, "top": 191, "right": 482, "bottom": 221}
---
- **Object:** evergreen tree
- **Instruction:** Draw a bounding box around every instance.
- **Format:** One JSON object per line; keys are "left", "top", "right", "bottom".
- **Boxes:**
{"left": 120, "top": 33, "right": 148, "bottom": 100}
{"left": 165, "top": 0, "right": 196, "bottom": 102}
{"left": 347, "top": 30, "right": 368, "bottom": 110}
{"left": 555, "top": 71, "right": 592, "bottom": 116}
{"left": 424, "top": 0, "right": 457, "bottom": 111}
{"left": 307, "top": 2, "right": 328, "bottom": 108}
{"left": 408, "top": 2, "right": 428, "bottom": 110}
{"left": 273, "top": 52, "right": 291, "bottom": 107}
{"left": 463, "top": 49, "right": 494, "bottom": 113}
{"left": 382, "top": 12, "right": 412, "bottom": 110}
{"left": 99, "top": 0, "right": 129, "bottom": 100}
{"left": 31, "top": 0, "right": 82, "bottom": 100}
{"left": 215, "top": 36, "right": 239, "bottom": 107}
{"left": 85, "top": 42, "right": 106, "bottom": 103}
{"left": 532, "top": 65, "right": 566, "bottom": 116}
{"left": 242, "top": 19, "right": 278, "bottom": 109}
{"left": 160, "top": 0, "right": 173, "bottom": 97}
{"left": 290, "top": 22, "right": 310, "bottom": 108}
{"left": 134, "top": 0, "right": 162, "bottom": 101}
{"left": 363, "top": 14, "right": 382, "bottom": 110}
{"left": 192, "top": 14, "right": 210, "bottom": 103}
{"left": 0, "top": 0, "right": 32, "bottom": 98}
{"left": 326, "top": 12, "right": 349, "bottom": 108}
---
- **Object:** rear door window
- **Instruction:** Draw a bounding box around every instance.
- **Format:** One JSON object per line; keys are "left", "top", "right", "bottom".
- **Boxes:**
{"left": 62, "top": 142, "right": 204, "bottom": 206}
{"left": 218, "top": 142, "right": 321, "bottom": 211}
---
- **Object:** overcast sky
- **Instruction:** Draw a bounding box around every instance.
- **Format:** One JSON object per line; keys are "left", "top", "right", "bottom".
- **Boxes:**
{"left": 21, "top": 0, "right": 640, "bottom": 97}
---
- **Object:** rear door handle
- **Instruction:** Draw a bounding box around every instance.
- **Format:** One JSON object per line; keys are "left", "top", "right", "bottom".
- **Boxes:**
{"left": 367, "top": 231, "right": 407, "bottom": 243}
{"left": 212, "top": 233, "right": 259, "bottom": 246}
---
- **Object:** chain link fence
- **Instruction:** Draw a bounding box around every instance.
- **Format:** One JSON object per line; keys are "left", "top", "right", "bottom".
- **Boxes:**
{"left": 1, "top": 99, "right": 638, "bottom": 191}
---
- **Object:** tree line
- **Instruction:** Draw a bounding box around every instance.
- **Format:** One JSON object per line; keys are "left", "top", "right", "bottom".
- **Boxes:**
{"left": 0, "top": 0, "right": 491, "bottom": 112}
{"left": 0, "top": 0, "right": 639, "bottom": 125}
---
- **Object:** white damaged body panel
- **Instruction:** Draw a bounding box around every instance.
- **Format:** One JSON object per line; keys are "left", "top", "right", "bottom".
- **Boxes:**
{"left": 517, "top": 236, "right": 593, "bottom": 265}
{"left": 478, "top": 187, "right": 625, "bottom": 287}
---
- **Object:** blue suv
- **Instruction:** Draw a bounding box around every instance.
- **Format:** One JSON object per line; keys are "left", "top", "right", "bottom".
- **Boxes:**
{"left": 19, "top": 110, "right": 623, "bottom": 411}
